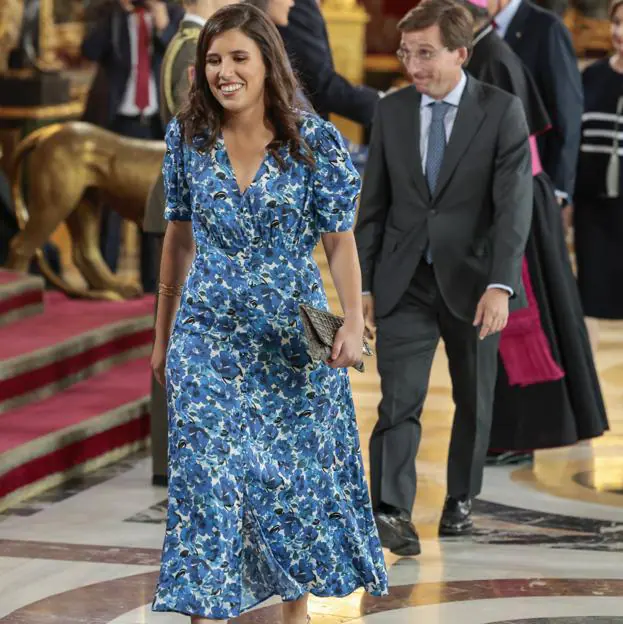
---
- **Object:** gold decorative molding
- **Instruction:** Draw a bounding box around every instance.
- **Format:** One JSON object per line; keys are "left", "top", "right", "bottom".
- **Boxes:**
{"left": 0, "top": 100, "right": 84, "bottom": 120}
{"left": 39, "top": 0, "right": 63, "bottom": 71}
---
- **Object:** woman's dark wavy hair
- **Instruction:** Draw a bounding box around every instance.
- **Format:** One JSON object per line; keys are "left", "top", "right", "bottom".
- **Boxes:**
{"left": 177, "top": 3, "right": 314, "bottom": 167}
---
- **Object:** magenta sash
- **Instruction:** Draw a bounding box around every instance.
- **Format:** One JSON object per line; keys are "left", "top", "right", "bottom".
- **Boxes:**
{"left": 497, "top": 135, "right": 565, "bottom": 387}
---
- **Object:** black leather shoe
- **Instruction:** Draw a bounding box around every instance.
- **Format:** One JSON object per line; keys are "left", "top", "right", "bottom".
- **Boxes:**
{"left": 374, "top": 508, "right": 421, "bottom": 556}
{"left": 439, "top": 496, "right": 473, "bottom": 536}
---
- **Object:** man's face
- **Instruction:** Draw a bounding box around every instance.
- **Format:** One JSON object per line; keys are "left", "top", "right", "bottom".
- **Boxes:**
{"left": 399, "top": 25, "right": 467, "bottom": 99}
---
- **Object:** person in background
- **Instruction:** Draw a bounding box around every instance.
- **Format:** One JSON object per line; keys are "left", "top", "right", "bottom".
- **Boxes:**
{"left": 278, "top": 0, "right": 381, "bottom": 126}
{"left": 244, "top": 0, "right": 294, "bottom": 25}
{"left": 574, "top": 0, "right": 623, "bottom": 348}
{"left": 489, "top": 0, "right": 582, "bottom": 213}
{"left": 460, "top": 0, "right": 608, "bottom": 464}
{"left": 355, "top": 0, "right": 532, "bottom": 555}
{"left": 81, "top": 0, "right": 184, "bottom": 293}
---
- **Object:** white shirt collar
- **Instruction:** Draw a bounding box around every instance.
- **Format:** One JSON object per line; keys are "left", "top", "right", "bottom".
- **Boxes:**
{"left": 494, "top": 0, "right": 523, "bottom": 38}
{"left": 183, "top": 12, "right": 207, "bottom": 27}
{"left": 420, "top": 70, "right": 467, "bottom": 109}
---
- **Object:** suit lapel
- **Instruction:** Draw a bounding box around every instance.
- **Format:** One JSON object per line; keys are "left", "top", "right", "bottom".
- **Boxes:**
{"left": 433, "top": 77, "right": 486, "bottom": 201}
{"left": 401, "top": 87, "right": 429, "bottom": 200}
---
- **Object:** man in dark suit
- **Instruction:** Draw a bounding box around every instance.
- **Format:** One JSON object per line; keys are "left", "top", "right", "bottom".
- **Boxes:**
{"left": 490, "top": 0, "right": 582, "bottom": 204}
{"left": 81, "top": 0, "right": 184, "bottom": 293}
{"left": 278, "top": 0, "right": 381, "bottom": 125}
{"left": 355, "top": 0, "right": 532, "bottom": 555}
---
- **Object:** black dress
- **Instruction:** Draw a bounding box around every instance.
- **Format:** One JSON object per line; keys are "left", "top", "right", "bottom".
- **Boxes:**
{"left": 466, "top": 25, "right": 609, "bottom": 451}
{"left": 574, "top": 58, "right": 623, "bottom": 319}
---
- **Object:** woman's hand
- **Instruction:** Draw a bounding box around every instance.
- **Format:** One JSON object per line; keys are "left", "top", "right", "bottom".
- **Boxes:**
{"left": 151, "top": 339, "right": 168, "bottom": 387}
{"left": 328, "top": 317, "right": 365, "bottom": 369}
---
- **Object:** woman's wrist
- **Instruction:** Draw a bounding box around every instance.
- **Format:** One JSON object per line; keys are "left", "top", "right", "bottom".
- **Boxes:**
{"left": 343, "top": 313, "right": 365, "bottom": 330}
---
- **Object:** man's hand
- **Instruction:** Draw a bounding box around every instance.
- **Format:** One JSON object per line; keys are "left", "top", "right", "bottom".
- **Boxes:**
{"left": 119, "top": 0, "right": 134, "bottom": 12}
{"left": 362, "top": 293, "right": 376, "bottom": 340}
{"left": 473, "top": 288, "right": 510, "bottom": 340}
{"left": 146, "top": 0, "right": 170, "bottom": 32}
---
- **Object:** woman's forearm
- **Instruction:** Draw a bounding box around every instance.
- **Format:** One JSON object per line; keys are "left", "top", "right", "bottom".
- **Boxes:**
{"left": 322, "top": 232, "right": 364, "bottom": 323}
{"left": 155, "top": 222, "right": 195, "bottom": 345}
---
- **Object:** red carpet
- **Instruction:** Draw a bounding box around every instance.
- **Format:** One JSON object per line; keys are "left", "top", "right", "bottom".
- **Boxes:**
{"left": 0, "top": 277, "right": 155, "bottom": 508}
{"left": 1, "top": 291, "right": 154, "bottom": 359}
{"left": 0, "top": 270, "right": 44, "bottom": 328}
{"left": 0, "top": 291, "right": 154, "bottom": 411}
{"left": 0, "top": 358, "right": 151, "bottom": 499}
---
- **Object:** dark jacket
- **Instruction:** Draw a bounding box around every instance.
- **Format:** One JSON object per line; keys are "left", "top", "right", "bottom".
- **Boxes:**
{"left": 504, "top": 0, "right": 582, "bottom": 198}
{"left": 81, "top": 2, "right": 184, "bottom": 129}
{"left": 278, "top": 0, "right": 379, "bottom": 126}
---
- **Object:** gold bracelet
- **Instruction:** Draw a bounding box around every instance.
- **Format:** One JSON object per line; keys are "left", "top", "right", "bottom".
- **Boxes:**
{"left": 158, "top": 282, "right": 183, "bottom": 297}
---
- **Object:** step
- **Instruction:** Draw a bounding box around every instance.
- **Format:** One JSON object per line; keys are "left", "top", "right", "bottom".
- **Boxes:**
{"left": 0, "top": 269, "right": 44, "bottom": 328}
{"left": 0, "top": 291, "right": 155, "bottom": 414}
{"left": 0, "top": 356, "right": 151, "bottom": 508}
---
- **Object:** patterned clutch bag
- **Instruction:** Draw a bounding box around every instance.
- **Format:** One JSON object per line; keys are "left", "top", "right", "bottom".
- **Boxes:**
{"left": 299, "top": 304, "right": 373, "bottom": 373}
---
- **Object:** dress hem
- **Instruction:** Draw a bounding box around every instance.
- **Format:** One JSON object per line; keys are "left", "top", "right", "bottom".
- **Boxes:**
{"left": 152, "top": 579, "right": 389, "bottom": 620}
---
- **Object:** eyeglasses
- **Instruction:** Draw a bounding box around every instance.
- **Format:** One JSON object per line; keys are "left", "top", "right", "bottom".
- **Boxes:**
{"left": 396, "top": 46, "right": 446, "bottom": 65}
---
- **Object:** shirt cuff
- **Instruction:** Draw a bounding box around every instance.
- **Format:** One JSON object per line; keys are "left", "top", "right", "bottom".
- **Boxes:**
{"left": 362, "top": 291, "right": 372, "bottom": 295}
{"left": 487, "top": 283, "right": 513, "bottom": 296}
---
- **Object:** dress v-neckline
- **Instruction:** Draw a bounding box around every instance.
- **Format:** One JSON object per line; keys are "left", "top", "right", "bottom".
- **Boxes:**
{"left": 219, "top": 134, "right": 271, "bottom": 197}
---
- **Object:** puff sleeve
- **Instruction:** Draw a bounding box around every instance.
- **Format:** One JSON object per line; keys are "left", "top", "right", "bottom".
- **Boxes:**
{"left": 163, "top": 118, "right": 192, "bottom": 222}
{"left": 310, "top": 119, "right": 361, "bottom": 233}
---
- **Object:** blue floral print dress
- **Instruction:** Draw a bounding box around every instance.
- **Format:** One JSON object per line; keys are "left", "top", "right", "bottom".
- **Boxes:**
{"left": 152, "top": 112, "right": 388, "bottom": 620}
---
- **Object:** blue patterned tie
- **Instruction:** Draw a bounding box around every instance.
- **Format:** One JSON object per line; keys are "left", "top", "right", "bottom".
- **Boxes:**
{"left": 426, "top": 101, "right": 451, "bottom": 193}
{"left": 424, "top": 101, "right": 451, "bottom": 263}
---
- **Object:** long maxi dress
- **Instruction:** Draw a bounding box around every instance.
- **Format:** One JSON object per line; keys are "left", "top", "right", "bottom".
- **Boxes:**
{"left": 151, "top": 112, "right": 388, "bottom": 620}
{"left": 466, "top": 24, "right": 608, "bottom": 454}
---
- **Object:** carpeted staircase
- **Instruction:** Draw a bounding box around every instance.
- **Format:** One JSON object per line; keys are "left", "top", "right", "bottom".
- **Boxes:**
{"left": 0, "top": 269, "right": 154, "bottom": 510}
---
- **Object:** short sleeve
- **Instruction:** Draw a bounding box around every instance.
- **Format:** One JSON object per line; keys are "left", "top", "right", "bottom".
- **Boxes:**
{"left": 163, "top": 118, "right": 191, "bottom": 221}
{"left": 309, "top": 118, "right": 361, "bottom": 233}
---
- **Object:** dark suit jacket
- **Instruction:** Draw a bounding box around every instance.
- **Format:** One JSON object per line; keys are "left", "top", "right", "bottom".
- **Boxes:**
{"left": 81, "top": 2, "right": 184, "bottom": 129}
{"left": 278, "top": 0, "right": 379, "bottom": 126}
{"left": 355, "top": 77, "right": 533, "bottom": 322}
{"left": 504, "top": 0, "right": 582, "bottom": 198}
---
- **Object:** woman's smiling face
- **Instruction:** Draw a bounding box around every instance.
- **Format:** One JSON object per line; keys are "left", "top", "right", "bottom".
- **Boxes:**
{"left": 205, "top": 28, "right": 267, "bottom": 115}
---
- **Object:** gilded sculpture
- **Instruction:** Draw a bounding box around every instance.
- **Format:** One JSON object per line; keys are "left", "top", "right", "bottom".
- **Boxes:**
{"left": 4, "top": 122, "right": 164, "bottom": 300}
{"left": 0, "top": 0, "right": 25, "bottom": 72}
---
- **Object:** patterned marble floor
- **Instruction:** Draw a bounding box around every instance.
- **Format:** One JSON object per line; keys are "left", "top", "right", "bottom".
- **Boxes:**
{"left": 1, "top": 252, "right": 622, "bottom": 623}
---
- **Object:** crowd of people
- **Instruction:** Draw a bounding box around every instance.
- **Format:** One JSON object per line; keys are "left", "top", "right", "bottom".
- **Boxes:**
{"left": 72, "top": 0, "right": 623, "bottom": 622}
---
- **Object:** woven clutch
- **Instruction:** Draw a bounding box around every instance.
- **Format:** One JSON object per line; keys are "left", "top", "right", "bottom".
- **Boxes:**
{"left": 299, "top": 304, "right": 373, "bottom": 373}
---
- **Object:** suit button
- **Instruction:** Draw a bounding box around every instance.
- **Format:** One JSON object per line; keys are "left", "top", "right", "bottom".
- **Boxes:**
{"left": 430, "top": 209, "right": 437, "bottom": 216}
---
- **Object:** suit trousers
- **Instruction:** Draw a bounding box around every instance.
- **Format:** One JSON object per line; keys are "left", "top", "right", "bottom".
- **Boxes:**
{"left": 370, "top": 261, "right": 500, "bottom": 513}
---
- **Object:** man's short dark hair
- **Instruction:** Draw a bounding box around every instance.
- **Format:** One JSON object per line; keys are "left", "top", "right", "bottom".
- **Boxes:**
{"left": 398, "top": 0, "right": 474, "bottom": 52}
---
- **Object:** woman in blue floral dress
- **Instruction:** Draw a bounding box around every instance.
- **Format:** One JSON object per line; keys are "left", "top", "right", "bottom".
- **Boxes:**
{"left": 150, "top": 5, "right": 388, "bottom": 623}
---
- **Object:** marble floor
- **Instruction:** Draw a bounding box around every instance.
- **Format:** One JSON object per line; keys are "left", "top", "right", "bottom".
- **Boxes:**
{"left": 1, "top": 251, "right": 622, "bottom": 623}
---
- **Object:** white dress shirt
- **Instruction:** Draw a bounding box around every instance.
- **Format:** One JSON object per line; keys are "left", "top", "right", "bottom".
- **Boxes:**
{"left": 492, "top": 0, "right": 523, "bottom": 39}
{"left": 118, "top": 11, "right": 159, "bottom": 117}
{"left": 419, "top": 71, "right": 466, "bottom": 165}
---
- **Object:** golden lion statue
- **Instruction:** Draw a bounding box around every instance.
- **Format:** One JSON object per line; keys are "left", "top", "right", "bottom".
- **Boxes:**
{"left": 0, "top": 0, "right": 24, "bottom": 72}
{"left": 4, "top": 122, "right": 165, "bottom": 300}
